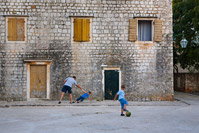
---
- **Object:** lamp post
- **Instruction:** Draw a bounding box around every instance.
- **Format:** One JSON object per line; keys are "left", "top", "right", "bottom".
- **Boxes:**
{"left": 180, "top": 38, "right": 188, "bottom": 48}
{"left": 193, "top": 32, "right": 199, "bottom": 45}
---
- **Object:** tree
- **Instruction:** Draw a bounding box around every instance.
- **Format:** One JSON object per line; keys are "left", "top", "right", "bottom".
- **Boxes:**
{"left": 173, "top": 0, "right": 199, "bottom": 72}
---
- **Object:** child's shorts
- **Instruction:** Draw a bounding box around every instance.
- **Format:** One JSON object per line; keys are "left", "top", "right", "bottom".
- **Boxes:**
{"left": 76, "top": 96, "right": 85, "bottom": 102}
{"left": 119, "top": 98, "right": 128, "bottom": 109}
{"left": 62, "top": 85, "right": 72, "bottom": 94}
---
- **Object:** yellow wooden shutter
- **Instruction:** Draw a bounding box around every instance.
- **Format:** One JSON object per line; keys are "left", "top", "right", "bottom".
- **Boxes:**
{"left": 73, "top": 19, "right": 82, "bottom": 42}
{"left": 16, "top": 18, "right": 25, "bottom": 41}
{"left": 82, "top": 19, "right": 90, "bottom": 42}
{"left": 154, "top": 19, "right": 162, "bottom": 42}
{"left": 129, "top": 19, "right": 137, "bottom": 42}
{"left": 8, "top": 18, "right": 17, "bottom": 41}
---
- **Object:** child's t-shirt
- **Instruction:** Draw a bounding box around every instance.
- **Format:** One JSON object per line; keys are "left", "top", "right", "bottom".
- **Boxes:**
{"left": 117, "top": 90, "right": 125, "bottom": 100}
{"left": 81, "top": 93, "right": 90, "bottom": 98}
{"left": 64, "top": 77, "right": 77, "bottom": 87}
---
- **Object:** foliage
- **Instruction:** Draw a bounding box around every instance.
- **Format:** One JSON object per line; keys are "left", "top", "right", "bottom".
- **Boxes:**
{"left": 173, "top": 0, "right": 199, "bottom": 71}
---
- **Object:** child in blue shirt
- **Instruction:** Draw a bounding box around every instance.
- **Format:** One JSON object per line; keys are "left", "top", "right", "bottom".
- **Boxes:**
{"left": 76, "top": 89, "right": 91, "bottom": 103}
{"left": 114, "top": 85, "right": 128, "bottom": 116}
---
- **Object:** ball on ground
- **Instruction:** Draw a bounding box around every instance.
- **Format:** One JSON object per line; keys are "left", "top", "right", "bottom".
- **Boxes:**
{"left": 126, "top": 111, "right": 131, "bottom": 117}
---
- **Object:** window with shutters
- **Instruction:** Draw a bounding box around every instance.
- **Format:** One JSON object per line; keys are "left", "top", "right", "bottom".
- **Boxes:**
{"left": 72, "top": 18, "right": 92, "bottom": 42}
{"left": 129, "top": 18, "right": 162, "bottom": 42}
{"left": 138, "top": 20, "right": 152, "bottom": 41}
{"left": 6, "top": 17, "right": 27, "bottom": 43}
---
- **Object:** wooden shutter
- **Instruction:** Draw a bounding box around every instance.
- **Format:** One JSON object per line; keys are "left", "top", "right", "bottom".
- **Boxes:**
{"left": 16, "top": 18, "right": 25, "bottom": 41}
{"left": 8, "top": 18, "right": 17, "bottom": 41}
{"left": 154, "top": 19, "right": 162, "bottom": 42}
{"left": 73, "top": 19, "right": 82, "bottom": 42}
{"left": 128, "top": 19, "right": 137, "bottom": 42}
{"left": 82, "top": 19, "right": 90, "bottom": 42}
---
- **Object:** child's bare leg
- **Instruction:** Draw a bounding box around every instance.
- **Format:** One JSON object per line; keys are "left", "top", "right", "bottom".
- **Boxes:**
{"left": 124, "top": 105, "right": 127, "bottom": 110}
{"left": 69, "top": 94, "right": 72, "bottom": 103}
{"left": 121, "top": 108, "right": 124, "bottom": 114}
{"left": 59, "top": 92, "right": 65, "bottom": 102}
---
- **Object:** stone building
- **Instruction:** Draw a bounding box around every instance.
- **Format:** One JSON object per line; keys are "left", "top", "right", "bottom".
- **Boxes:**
{"left": 0, "top": 0, "right": 173, "bottom": 101}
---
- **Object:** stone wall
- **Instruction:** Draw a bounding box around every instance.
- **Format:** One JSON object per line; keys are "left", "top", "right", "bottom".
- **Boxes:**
{"left": 0, "top": 0, "right": 173, "bottom": 101}
{"left": 174, "top": 73, "right": 199, "bottom": 93}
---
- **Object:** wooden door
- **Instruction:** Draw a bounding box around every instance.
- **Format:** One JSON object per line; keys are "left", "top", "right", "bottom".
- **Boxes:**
{"left": 30, "top": 65, "right": 47, "bottom": 98}
{"left": 104, "top": 70, "right": 119, "bottom": 100}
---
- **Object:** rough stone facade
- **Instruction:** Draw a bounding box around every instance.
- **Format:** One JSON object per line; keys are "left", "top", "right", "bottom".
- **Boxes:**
{"left": 174, "top": 73, "right": 199, "bottom": 93}
{"left": 0, "top": 0, "right": 173, "bottom": 101}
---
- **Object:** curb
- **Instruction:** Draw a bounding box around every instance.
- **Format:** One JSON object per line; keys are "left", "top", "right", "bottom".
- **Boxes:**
{"left": 0, "top": 101, "right": 187, "bottom": 108}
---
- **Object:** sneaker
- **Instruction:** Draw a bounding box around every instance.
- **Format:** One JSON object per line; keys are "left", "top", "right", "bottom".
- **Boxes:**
{"left": 77, "top": 101, "right": 79, "bottom": 103}
{"left": 58, "top": 101, "right": 61, "bottom": 104}
{"left": 70, "top": 101, "right": 75, "bottom": 104}
{"left": 124, "top": 109, "right": 128, "bottom": 112}
{"left": 121, "top": 114, "right": 125, "bottom": 116}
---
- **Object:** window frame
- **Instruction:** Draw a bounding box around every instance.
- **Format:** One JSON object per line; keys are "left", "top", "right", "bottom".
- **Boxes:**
{"left": 136, "top": 18, "right": 155, "bottom": 43}
{"left": 138, "top": 20, "right": 153, "bottom": 42}
{"left": 6, "top": 16, "right": 27, "bottom": 43}
{"left": 71, "top": 17, "right": 92, "bottom": 43}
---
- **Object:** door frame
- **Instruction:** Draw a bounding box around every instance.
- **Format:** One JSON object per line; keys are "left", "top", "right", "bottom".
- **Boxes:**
{"left": 25, "top": 60, "right": 51, "bottom": 100}
{"left": 102, "top": 67, "right": 121, "bottom": 100}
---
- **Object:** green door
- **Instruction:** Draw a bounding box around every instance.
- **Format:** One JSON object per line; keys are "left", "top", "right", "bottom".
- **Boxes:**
{"left": 105, "top": 70, "right": 119, "bottom": 100}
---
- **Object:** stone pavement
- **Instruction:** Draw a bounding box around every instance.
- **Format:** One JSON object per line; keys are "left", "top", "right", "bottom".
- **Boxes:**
{"left": 174, "top": 91, "right": 199, "bottom": 105}
{"left": 0, "top": 92, "right": 199, "bottom": 133}
{"left": 0, "top": 91, "right": 190, "bottom": 108}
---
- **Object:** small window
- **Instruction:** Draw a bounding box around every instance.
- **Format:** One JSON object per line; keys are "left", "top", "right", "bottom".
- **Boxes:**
{"left": 73, "top": 18, "right": 90, "bottom": 42}
{"left": 7, "top": 18, "right": 25, "bottom": 42}
{"left": 138, "top": 20, "right": 152, "bottom": 41}
{"left": 129, "top": 18, "right": 162, "bottom": 42}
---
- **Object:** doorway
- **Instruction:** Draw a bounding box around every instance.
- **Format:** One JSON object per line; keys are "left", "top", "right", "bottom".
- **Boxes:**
{"left": 25, "top": 60, "right": 51, "bottom": 100}
{"left": 30, "top": 65, "right": 47, "bottom": 98}
{"left": 104, "top": 68, "right": 120, "bottom": 100}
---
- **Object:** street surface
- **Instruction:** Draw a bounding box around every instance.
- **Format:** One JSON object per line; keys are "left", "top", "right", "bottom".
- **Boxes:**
{"left": 0, "top": 92, "right": 199, "bottom": 133}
